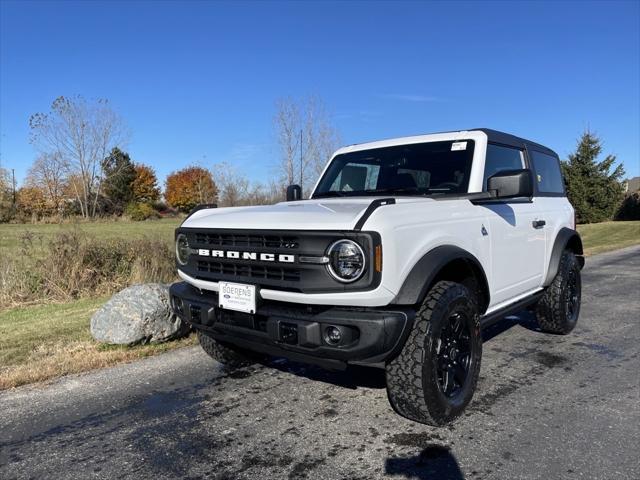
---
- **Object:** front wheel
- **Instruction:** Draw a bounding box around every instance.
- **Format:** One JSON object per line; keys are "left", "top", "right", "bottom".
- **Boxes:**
{"left": 385, "top": 281, "right": 482, "bottom": 426}
{"left": 535, "top": 250, "right": 582, "bottom": 334}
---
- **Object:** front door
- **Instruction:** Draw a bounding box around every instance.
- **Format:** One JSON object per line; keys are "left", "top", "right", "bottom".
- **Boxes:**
{"left": 481, "top": 144, "right": 546, "bottom": 307}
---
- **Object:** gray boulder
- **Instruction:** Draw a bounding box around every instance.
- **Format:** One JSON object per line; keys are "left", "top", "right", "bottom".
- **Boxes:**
{"left": 90, "top": 284, "right": 189, "bottom": 345}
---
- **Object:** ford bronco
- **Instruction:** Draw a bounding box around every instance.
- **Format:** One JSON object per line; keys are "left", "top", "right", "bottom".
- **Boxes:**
{"left": 169, "top": 128, "right": 584, "bottom": 425}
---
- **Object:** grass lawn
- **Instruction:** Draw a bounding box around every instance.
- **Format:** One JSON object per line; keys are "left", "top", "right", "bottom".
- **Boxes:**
{"left": 0, "top": 297, "right": 195, "bottom": 390}
{"left": 0, "top": 217, "right": 181, "bottom": 253}
{"left": 577, "top": 221, "right": 640, "bottom": 256}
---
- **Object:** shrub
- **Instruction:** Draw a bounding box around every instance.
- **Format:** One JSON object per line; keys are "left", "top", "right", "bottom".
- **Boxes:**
{"left": 0, "top": 231, "right": 175, "bottom": 308}
{"left": 125, "top": 202, "right": 160, "bottom": 221}
{"left": 616, "top": 192, "right": 640, "bottom": 220}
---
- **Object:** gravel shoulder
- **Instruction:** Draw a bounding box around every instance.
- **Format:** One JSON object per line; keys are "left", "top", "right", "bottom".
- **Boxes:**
{"left": 1, "top": 246, "right": 639, "bottom": 480}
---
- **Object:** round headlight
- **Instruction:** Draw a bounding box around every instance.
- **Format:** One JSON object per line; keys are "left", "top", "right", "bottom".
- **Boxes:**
{"left": 176, "top": 233, "right": 190, "bottom": 266}
{"left": 326, "top": 239, "right": 366, "bottom": 283}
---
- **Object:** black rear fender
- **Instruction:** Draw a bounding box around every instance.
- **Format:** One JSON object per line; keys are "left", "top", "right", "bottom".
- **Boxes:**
{"left": 543, "top": 228, "right": 584, "bottom": 287}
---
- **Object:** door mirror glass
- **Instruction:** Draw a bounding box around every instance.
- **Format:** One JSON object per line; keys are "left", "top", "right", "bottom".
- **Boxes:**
{"left": 286, "top": 184, "right": 302, "bottom": 201}
{"left": 487, "top": 169, "right": 533, "bottom": 199}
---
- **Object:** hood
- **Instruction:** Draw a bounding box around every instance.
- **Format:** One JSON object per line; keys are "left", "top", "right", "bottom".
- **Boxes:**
{"left": 181, "top": 197, "right": 430, "bottom": 231}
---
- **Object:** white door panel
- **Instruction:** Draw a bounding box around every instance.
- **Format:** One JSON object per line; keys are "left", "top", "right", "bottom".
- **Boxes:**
{"left": 482, "top": 200, "right": 546, "bottom": 306}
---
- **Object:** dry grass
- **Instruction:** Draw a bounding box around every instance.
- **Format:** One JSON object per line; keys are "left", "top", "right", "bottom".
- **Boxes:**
{"left": 0, "top": 230, "right": 176, "bottom": 308}
{"left": 0, "top": 297, "right": 195, "bottom": 390}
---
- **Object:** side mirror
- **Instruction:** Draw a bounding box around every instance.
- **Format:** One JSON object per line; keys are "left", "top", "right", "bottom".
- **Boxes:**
{"left": 286, "top": 184, "right": 302, "bottom": 202}
{"left": 487, "top": 169, "right": 533, "bottom": 199}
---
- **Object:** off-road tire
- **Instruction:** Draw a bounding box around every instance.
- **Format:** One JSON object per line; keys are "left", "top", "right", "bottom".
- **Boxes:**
{"left": 197, "top": 330, "right": 258, "bottom": 369}
{"left": 386, "top": 281, "right": 482, "bottom": 426}
{"left": 536, "top": 250, "right": 581, "bottom": 334}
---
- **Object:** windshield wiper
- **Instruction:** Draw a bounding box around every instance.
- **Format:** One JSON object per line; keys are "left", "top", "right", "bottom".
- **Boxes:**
{"left": 364, "top": 187, "right": 425, "bottom": 196}
{"left": 312, "top": 191, "right": 348, "bottom": 198}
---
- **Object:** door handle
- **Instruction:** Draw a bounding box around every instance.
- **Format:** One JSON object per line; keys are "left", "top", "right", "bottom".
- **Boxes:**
{"left": 533, "top": 219, "right": 546, "bottom": 229}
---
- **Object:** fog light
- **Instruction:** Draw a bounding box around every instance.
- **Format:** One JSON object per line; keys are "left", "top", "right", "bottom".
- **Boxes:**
{"left": 325, "top": 326, "right": 342, "bottom": 345}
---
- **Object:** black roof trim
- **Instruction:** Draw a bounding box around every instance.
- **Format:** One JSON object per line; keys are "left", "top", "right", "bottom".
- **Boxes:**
{"left": 471, "top": 128, "right": 558, "bottom": 157}
{"left": 343, "top": 128, "right": 558, "bottom": 158}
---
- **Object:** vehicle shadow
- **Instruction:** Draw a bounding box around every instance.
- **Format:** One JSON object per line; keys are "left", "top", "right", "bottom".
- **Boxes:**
{"left": 385, "top": 444, "right": 464, "bottom": 480}
{"left": 482, "top": 309, "right": 542, "bottom": 342}
{"left": 264, "top": 358, "right": 387, "bottom": 390}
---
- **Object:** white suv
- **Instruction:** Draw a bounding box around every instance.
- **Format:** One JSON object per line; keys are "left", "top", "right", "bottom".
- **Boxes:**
{"left": 170, "top": 128, "right": 584, "bottom": 425}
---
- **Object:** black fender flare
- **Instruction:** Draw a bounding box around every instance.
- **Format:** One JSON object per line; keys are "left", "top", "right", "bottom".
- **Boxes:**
{"left": 391, "top": 245, "right": 490, "bottom": 312}
{"left": 543, "top": 227, "right": 584, "bottom": 287}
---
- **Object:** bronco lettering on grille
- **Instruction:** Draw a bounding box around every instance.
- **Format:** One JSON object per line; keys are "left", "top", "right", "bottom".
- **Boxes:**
{"left": 197, "top": 249, "right": 295, "bottom": 263}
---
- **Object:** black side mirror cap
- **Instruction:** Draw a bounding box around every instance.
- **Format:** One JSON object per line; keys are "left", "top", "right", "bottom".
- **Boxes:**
{"left": 487, "top": 169, "right": 534, "bottom": 199}
{"left": 286, "top": 184, "right": 302, "bottom": 202}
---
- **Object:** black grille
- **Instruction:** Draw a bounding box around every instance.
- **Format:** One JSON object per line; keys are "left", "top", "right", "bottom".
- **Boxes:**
{"left": 194, "top": 232, "right": 299, "bottom": 249}
{"left": 178, "top": 228, "right": 380, "bottom": 293}
{"left": 197, "top": 260, "right": 301, "bottom": 282}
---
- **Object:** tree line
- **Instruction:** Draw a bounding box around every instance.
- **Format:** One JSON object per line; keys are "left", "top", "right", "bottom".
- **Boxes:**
{"left": 0, "top": 95, "right": 637, "bottom": 223}
{"left": 0, "top": 94, "right": 339, "bottom": 222}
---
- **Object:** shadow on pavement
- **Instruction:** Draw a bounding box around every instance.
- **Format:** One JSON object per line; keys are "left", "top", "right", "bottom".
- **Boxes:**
{"left": 265, "top": 359, "right": 387, "bottom": 390}
{"left": 482, "top": 309, "right": 542, "bottom": 342}
{"left": 385, "top": 444, "right": 464, "bottom": 480}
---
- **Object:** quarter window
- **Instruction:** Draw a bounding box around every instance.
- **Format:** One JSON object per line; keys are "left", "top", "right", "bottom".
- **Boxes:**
{"left": 529, "top": 150, "right": 564, "bottom": 193}
{"left": 483, "top": 144, "right": 524, "bottom": 191}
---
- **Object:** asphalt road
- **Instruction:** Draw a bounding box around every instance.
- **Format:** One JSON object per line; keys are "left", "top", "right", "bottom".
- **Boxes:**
{"left": 1, "top": 246, "right": 639, "bottom": 480}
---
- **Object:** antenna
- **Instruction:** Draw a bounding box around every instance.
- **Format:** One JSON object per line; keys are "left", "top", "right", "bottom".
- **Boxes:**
{"left": 299, "top": 129, "right": 303, "bottom": 189}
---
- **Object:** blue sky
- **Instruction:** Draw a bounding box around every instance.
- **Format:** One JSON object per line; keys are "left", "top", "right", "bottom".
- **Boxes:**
{"left": 1, "top": 0, "right": 639, "bottom": 187}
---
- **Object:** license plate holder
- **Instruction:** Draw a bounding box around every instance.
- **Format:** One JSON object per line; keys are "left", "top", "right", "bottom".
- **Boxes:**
{"left": 218, "top": 282, "right": 257, "bottom": 314}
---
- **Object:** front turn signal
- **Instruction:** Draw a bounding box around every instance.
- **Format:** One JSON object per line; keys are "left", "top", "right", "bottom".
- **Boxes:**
{"left": 375, "top": 244, "right": 382, "bottom": 273}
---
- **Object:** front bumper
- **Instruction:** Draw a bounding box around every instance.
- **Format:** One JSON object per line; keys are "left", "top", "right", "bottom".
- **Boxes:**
{"left": 170, "top": 281, "right": 414, "bottom": 370}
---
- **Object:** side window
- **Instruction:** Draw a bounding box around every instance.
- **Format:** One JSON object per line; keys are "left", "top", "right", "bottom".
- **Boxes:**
{"left": 483, "top": 144, "right": 524, "bottom": 191}
{"left": 529, "top": 150, "right": 564, "bottom": 194}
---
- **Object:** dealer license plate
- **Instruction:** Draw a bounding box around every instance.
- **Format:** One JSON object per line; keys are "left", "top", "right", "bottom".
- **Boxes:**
{"left": 218, "top": 282, "right": 257, "bottom": 314}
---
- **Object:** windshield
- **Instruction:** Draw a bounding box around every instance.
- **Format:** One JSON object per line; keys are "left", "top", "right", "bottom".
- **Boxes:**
{"left": 313, "top": 140, "right": 475, "bottom": 198}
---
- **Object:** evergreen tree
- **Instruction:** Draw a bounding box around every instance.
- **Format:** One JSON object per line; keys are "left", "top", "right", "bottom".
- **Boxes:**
{"left": 101, "top": 147, "right": 136, "bottom": 212}
{"left": 562, "top": 131, "right": 625, "bottom": 224}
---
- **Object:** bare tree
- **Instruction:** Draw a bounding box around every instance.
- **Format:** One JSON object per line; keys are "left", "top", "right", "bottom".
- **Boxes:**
{"left": 29, "top": 96, "right": 127, "bottom": 218}
{"left": 274, "top": 96, "right": 340, "bottom": 196}
{"left": 25, "top": 153, "right": 67, "bottom": 211}
{"left": 212, "top": 161, "right": 250, "bottom": 207}
{"left": 212, "top": 161, "right": 283, "bottom": 207}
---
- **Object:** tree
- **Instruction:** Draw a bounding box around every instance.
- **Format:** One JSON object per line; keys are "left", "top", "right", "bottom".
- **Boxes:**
{"left": 212, "top": 161, "right": 284, "bottom": 207}
{"left": 132, "top": 163, "right": 161, "bottom": 203}
{"left": 29, "top": 95, "right": 127, "bottom": 218}
{"left": 0, "top": 166, "right": 14, "bottom": 222}
{"left": 101, "top": 147, "right": 136, "bottom": 211}
{"left": 212, "top": 161, "right": 251, "bottom": 207}
{"left": 25, "top": 153, "right": 67, "bottom": 211}
{"left": 562, "top": 130, "right": 626, "bottom": 223}
{"left": 165, "top": 166, "right": 218, "bottom": 212}
{"left": 16, "top": 186, "right": 49, "bottom": 219}
{"left": 274, "top": 96, "right": 340, "bottom": 196}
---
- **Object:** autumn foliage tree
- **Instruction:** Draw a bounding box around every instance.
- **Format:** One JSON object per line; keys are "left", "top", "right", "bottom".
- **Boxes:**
{"left": 165, "top": 166, "right": 218, "bottom": 212}
{"left": 17, "top": 186, "right": 49, "bottom": 218}
{"left": 132, "top": 164, "right": 161, "bottom": 203}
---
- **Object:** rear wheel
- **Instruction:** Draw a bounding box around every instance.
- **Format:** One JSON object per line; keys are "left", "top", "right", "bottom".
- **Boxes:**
{"left": 197, "top": 330, "right": 260, "bottom": 369}
{"left": 386, "top": 281, "right": 482, "bottom": 426}
{"left": 536, "top": 250, "right": 582, "bottom": 334}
